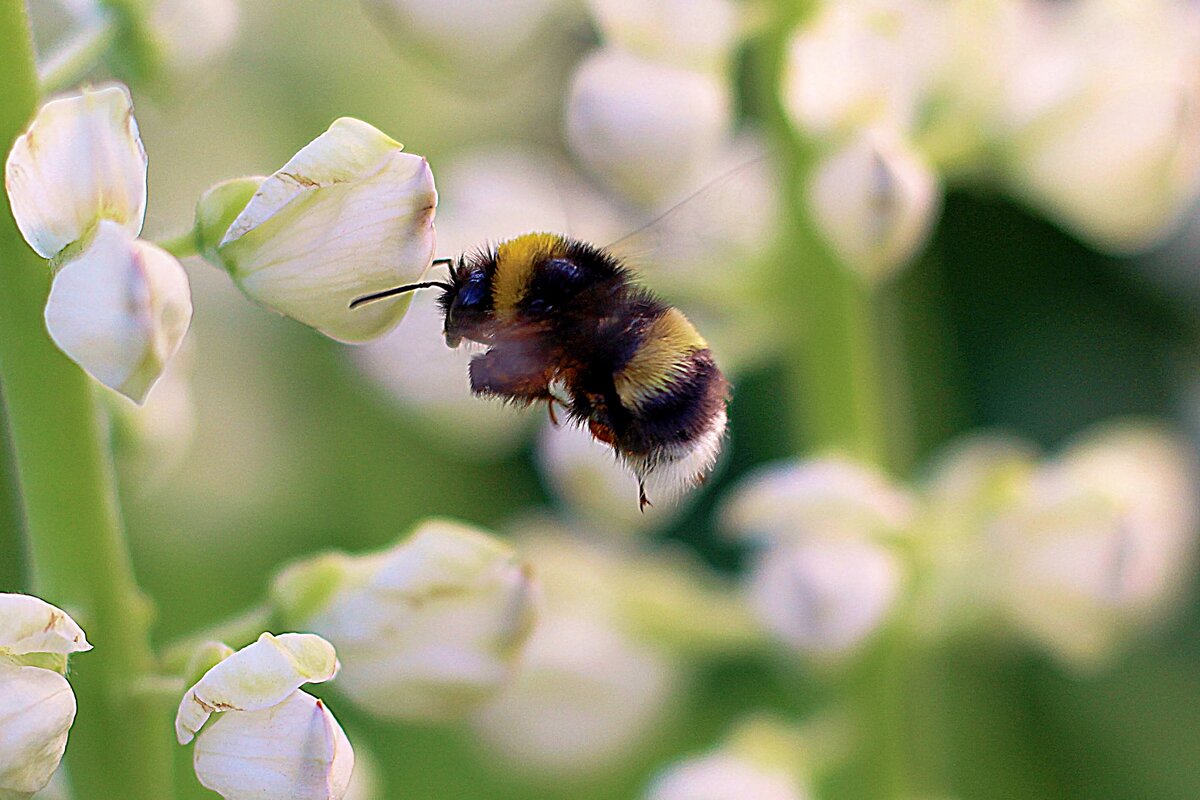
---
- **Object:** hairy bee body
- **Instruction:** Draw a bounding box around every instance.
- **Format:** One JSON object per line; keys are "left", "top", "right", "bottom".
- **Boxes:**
{"left": 438, "top": 232, "right": 729, "bottom": 508}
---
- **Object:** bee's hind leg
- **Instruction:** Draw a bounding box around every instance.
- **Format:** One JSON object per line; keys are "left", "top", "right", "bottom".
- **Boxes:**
{"left": 638, "top": 479, "right": 653, "bottom": 512}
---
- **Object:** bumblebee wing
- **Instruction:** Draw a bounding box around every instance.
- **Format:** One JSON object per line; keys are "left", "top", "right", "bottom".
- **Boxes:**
{"left": 604, "top": 143, "right": 778, "bottom": 283}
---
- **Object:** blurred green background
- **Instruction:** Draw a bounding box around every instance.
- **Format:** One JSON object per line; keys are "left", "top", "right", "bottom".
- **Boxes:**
{"left": 4, "top": 1, "right": 1200, "bottom": 799}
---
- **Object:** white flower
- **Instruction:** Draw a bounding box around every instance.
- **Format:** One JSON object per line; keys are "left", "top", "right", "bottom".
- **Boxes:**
{"left": 175, "top": 632, "right": 353, "bottom": 800}
{"left": 362, "top": 0, "right": 572, "bottom": 73}
{"left": 723, "top": 455, "right": 915, "bottom": 545}
{"left": 270, "top": 520, "right": 538, "bottom": 721}
{"left": 997, "top": 0, "right": 1200, "bottom": 251}
{"left": 4, "top": 84, "right": 146, "bottom": 259}
{"left": 749, "top": 537, "right": 904, "bottom": 660}
{"left": 585, "top": 0, "right": 742, "bottom": 72}
{"left": 44, "top": 221, "right": 192, "bottom": 404}
{"left": 647, "top": 753, "right": 807, "bottom": 800}
{"left": 566, "top": 47, "right": 732, "bottom": 207}
{"left": 210, "top": 117, "right": 437, "bottom": 343}
{"left": 808, "top": 127, "right": 940, "bottom": 282}
{"left": 992, "top": 425, "right": 1199, "bottom": 666}
{"left": 783, "top": 0, "right": 946, "bottom": 137}
{"left": 0, "top": 594, "right": 91, "bottom": 800}
{"left": 472, "top": 612, "right": 678, "bottom": 775}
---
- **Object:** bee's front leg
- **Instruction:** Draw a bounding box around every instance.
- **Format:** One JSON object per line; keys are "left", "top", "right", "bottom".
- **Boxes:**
{"left": 468, "top": 345, "right": 551, "bottom": 403}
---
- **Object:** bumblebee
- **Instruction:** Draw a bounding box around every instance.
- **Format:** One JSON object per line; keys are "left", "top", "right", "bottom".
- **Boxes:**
{"left": 352, "top": 232, "right": 729, "bottom": 509}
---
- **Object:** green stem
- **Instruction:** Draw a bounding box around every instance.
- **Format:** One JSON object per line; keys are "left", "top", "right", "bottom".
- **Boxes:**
{"left": 0, "top": 4, "right": 174, "bottom": 798}
{"left": 155, "top": 228, "right": 200, "bottom": 260}
{"left": 755, "top": 5, "right": 891, "bottom": 468}
{"left": 754, "top": 5, "right": 914, "bottom": 799}
{"left": 37, "top": 17, "right": 116, "bottom": 94}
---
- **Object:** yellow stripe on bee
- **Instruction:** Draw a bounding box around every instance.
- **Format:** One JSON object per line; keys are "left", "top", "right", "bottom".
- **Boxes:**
{"left": 493, "top": 233, "right": 567, "bottom": 319}
{"left": 615, "top": 308, "right": 708, "bottom": 407}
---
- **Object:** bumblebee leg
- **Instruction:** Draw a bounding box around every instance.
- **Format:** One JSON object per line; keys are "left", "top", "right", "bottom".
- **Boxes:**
{"left": 546, "top": 399, "right": 559, "bottom": 427}
{"left": 469, "top": 346, "right": 552, "bottom": 402}
{"left": 638, "top": 479, "right": 653, "bottom": 512}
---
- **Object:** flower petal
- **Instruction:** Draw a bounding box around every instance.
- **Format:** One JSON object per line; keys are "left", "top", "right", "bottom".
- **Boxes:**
{"left": 176, "top": 632, "right": 339, "bottom": 744}
{"left": 217, "top": 118, "right": 437, "bottom": 343}
{"left": 0, "top": 664, "right": 77, "bottom": 799}
{"left": 44, "top": 221, "right": 192, "bottom": 404}
{"left": 192, "top": 690, "right": 353, "bottom": 800}
{"left": 4, "top": 84, "right": 146, "bottom": 259}
{"left": 0, "top": 594, "right": 90, "bottom": 658}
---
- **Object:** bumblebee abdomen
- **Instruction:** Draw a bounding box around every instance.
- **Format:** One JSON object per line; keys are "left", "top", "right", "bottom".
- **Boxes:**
{"left": 613, "top": 307, "right": 727, "bottom": 450}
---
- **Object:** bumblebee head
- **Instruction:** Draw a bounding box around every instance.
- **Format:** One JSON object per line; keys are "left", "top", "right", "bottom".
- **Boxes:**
{"left": 439, "top": 261, "right": 494, "bottom": 347}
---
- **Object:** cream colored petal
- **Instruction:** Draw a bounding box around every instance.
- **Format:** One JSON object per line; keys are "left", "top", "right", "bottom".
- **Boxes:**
{"left": 193, "top": 690, "right": 353, "bottom": 800}
{"left": 566, "top": 47, "right": 732, "bottom": 207}
{"left": 0, "top": 595, "right": 90, "bottom": 657}
{"left": 4, "top": 84, "right": 146, "bottom": 259}
{"left": 218, "top": 118, "right": 437, "bottom": 342}
{"left": 44, "top": 221, "right": 192, "bottom": 404}
{"left": 287, "top": 520, "right": 538, "bottom": 721}
{"left": 585, "top": 0, "right": 741, "bottom": 72}
{"left": 0, "top": 665, "right": 77, "bottom": 799}
{"left": 176, "top": 632, "right": 339, "bottom": 744}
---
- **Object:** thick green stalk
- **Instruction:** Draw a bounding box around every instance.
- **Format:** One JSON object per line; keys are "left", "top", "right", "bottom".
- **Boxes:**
{"left": 755, "top": 5, "right": 913, "bottom": 799}
{"left": 0, "top": 3, "right": 174, "bottom": 797}
{"left": 755, "top": 5, "right": 891, "bottom": 468}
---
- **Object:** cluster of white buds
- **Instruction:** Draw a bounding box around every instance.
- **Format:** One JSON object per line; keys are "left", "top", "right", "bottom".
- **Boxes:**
{"left": 0, "top": 594, "right": 91, "bottom": 799}
{"left": 270, "top": 519, "right": 538, "bottom": 721}
{"left": 194, "top": 116, "right": 438, "bottom": 343}
{"left": 788, "top": 0, "right": 1200, "bottom": 275}
{"left": 175, "top": 632, "right": 354, "bottom": 800}
{"left": 4, "top": 84, "right": 192, "bottom": 403}
{"left": 726, "top": 422, "right": 1199, "bottom": 669}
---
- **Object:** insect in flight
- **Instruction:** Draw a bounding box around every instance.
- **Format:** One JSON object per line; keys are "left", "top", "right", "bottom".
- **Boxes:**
{"left": 350, "top": 230, "right": 730, "bottom": 510}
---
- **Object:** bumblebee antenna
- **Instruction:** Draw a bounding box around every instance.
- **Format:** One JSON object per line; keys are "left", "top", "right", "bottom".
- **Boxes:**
{"left": 348, "top": 258, "right": 455, "bottom": 309}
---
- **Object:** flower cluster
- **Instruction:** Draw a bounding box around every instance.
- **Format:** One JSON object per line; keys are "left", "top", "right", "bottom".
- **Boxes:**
{"left": 4, "top": 85, "right": 191, "bottom": 403}
{"left": 724, "top": 422, "right": 1199, "bottom": 667}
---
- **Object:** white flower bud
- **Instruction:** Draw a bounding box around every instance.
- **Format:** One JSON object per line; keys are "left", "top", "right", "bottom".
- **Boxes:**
{"left": 993, "top": 425, "right": 1199, "bottom": 666}
{"left": 0, "top": 595, "right": 90, "bottom": 800}
{"left": 175, "top": 632, "right": 339, "bottom": 745}
{"left": 271, "top": 520, "right": 538, "bottom": 721}
{"left": 783, "top": 0, "right": 945, "bottom": 136}
{"left": 808, "top": 127, "right": 940, "bottom": 282}
{"left": 723, "top": 455, "right": 915, "bottom": 545}
{"left": 192, "top": 690, "right": 353, "bottom": 800}
{"left": 585, "top": 0, "right": 741, "bottom": 72}
{"left": 4, "top": 84, "right": 147, "bottom": 259}
{"left": 213, "top": 118, "right": 437, "bottom": 343}
{"left": 647, "top": 753, "right": 807, "bottom": 800}
{"left": 472, "top": 612, "right": 677, "bottom": 775}
{"left": 566, "top": 47, "right": 732, "bottom": 207}
{"left": 749, "top": 538, "right": 904, "bottom": 660}
{"left": 0, "top": 666, "right": 77, "bottom": 800}
{"left": 44, "top": 221, "right": 192, "bottom": 404}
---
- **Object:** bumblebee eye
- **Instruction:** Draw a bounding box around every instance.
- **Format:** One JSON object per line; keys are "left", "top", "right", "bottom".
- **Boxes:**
{"left": 458, "top": 271, "right": 487, "bottom": 308}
